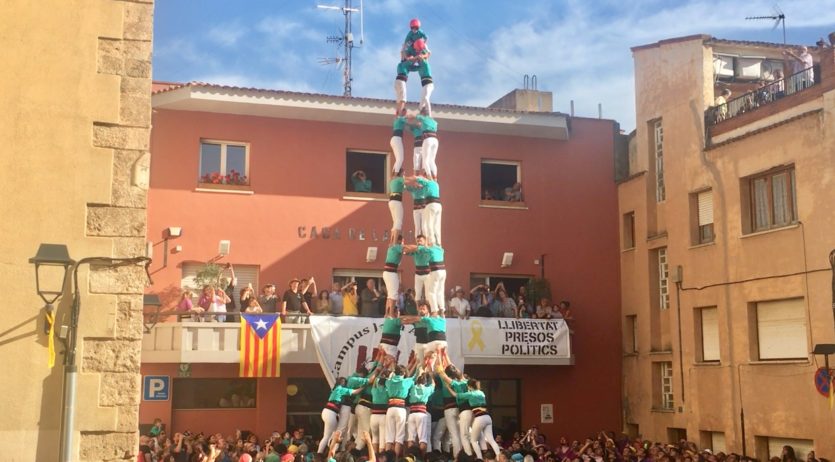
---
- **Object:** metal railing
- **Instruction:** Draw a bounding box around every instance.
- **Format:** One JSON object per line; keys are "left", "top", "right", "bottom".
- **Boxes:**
{"left": 706, "top": 66, "right": 817, "bottom": 126}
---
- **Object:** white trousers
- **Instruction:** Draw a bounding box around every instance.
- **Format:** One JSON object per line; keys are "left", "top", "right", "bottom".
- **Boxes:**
{"left": 421, "top": 137, "right": 439, "bottom": 178}
{"left": 443, "top": 407, "right": 462, "bottom": 456}
{"left": 458, "top": 409, "right": 474, "bottom": 455}
{"left": 407, "top": 411, "right": 431, "bottom": 445}
{"left": 336, "top": 405, "right": 352, "bottom": 449}
{"left": 431, "top": 415, "right": 450, "bottom": 453}
{"left": 389, "top": 200, "right": 404, "bottom": 234}
{"left": 395, "top": 79, "right": 406, "bottom": 103}
{"left": 414, "top": 273, "right": 429, "bottom": 302}
{"left": 390, "top": 136, "right": 404, "bottom": 173}
{"left": 426, "top": 269, "right": 447, "bottom": 313}
{"left": 413, "top": 208, "right": 423, "bottom": 241}
{"left": 382, "top": 271, "right": 400, "bottom": 302}
{"left": 471, "top": 414, "right": 502, "bottom": 459}
{"left": 422, "top": 202, "right": 442, "bottom": 246}
{"left": 355, "top": 404, "right": 372, "bottom": 450}
{"left": 413, "top": 146, "right": 423, "bottom": 173}
{"left": 370, "top": 413, "right": 388, "bottom": 452}
{"left": 386, "top": 406, "right": 408, "bottom": 444}
{"left": 318, "top": 408, "right": 339, "bottom": 453}
{"left": 420, "top": 83, "right": 434, "bottom": 114}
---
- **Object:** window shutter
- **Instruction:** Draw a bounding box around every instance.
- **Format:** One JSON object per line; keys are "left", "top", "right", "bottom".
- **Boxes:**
{"left": 231, "top": 265, "right": 259, "bottom": 308}
{"left": 697, "top": 190, "right": 714, "bottom": 226}
{"left": 181, "top": 263, "right": 202, "bottom": 291}
{"left": 757, "top": 298, "right": 807, "bottom": 359}
{"left": 710, "top": 433, "right": 726, "bottom": 453}
{"left": 701, "top": 307, "right": 720, "bottom": 361}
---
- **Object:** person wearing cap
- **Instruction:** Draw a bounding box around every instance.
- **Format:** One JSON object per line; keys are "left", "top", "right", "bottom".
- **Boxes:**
{"left": 405, "top": 172, "right": 441, "bottom": 247}
{"left": 395, "top": 19, "right": 433, "bottom": 115}
{"left": 282, "top": 278, "right": 312, "bottom": 323}
{"left": 317, "top": 378, "right": 365, "bottom": 454}
{"left": 403, "top": 235, "right": 431, "bottom": 302}
{"left": 406, "top": 369, "right": 435, "bottom": 457}
{"left": 406, "top": 111, "right": 440, "bottom": 180}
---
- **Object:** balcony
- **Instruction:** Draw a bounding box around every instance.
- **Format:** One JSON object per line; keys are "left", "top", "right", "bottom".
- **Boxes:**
{"left": 705, "top": 48, "right": 835, "bottom": 145}
{"left": 141, "top": 315, "right": 575, "bottom": 366}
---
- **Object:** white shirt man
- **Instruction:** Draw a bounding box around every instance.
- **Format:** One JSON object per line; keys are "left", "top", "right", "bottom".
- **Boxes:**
{"left": 447, "top": 287, "right": 470, "bottom": 319}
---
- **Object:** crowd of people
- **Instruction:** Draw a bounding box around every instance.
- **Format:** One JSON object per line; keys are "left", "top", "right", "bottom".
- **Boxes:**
{"left": 138, "top": 418, "right": 828, "bottom": 462}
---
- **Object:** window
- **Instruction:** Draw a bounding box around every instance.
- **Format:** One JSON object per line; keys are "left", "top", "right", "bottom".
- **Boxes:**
{"left": 700, "top": 431, "right": 726, "bottom": 453}
{"left": 481, "top": 160, "right": 522, "bottom": 203}
{"left": 660, "top": 362, "right": 674, "bottom": 410}
{"left": 286, "top": 378, "right": 331, "bottom": 438}
{"left": 480, "top": 379, "right": 520, "bottom": 438}
{"left": 625, "top": 315, "right": 638, "bottom": 353}
{"left": 199, "top": 140, "right": 249, "bottom": 186}
{"left": 763, "top": 437, "right": 814, "bottom": 461}
{"left": 172, "top": 378, "right": 256, "bottom": 409}
{"left": 658, "top": 248, "right": 669, "bottom": 310}
{"left": 695, "top": 307, "right": 720, "bottom": 362}
{"left": 652, "top": 120, "right": 665, "bottom": 202}
{"left": 746, "top": 166, "right": 797, "bottom": 233}
{"left": 346, "top": 150, "right": 387, "bottom": 195}
{"left": 693, "top": 189, "right": 714, "bottom": 244}
{"left": 755, "top": 298, "right": 807, "bottom": 360}
{"left": 623, "top": 212, "right": 636, "bottom": 249}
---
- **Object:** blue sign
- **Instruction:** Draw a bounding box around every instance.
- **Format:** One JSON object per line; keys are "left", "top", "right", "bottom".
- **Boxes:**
{"left": 143, "top": 375, "right": 170, "bottom": 401}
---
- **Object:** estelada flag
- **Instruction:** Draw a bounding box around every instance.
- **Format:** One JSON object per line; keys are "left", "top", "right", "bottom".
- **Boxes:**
{"left": 240, "top": 314, "right": 281, "bottom": 377}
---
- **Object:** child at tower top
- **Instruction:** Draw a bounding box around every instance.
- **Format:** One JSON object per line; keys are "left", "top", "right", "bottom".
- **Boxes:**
{"left": 395, "top": 18, "right": 434, "bottom": 115}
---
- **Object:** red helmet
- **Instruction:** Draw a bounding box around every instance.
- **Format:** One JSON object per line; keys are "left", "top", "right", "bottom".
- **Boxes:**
{"left": 409, "top": 18, "right": 421, "bottom": 29}
{"left": 413, "top": 39, "right": 426, "bottom": 51}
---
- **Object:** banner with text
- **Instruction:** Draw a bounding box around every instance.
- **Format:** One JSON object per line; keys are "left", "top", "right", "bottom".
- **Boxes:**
{"left": 309, "top": 317, "right": 465, "bottom": 387}
{"left": 458, "top": 318, "right": 570, "bottom": 359}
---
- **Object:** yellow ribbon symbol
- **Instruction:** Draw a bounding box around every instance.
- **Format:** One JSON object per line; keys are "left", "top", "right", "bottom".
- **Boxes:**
{"left": 46, "top": 311, "right": 55, "bottom": 368}
{"left": 467, "top": 320, "right": 485, "bottom": 352}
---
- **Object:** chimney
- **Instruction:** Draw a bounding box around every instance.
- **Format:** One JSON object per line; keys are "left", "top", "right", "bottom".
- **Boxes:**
{"left": 489, "top": 88, "right": 554, "bottom": 112}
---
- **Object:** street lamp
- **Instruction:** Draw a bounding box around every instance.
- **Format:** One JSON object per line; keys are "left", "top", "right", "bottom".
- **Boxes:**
{"left": 29, "top": 243, "right": 74, "bottom": 305}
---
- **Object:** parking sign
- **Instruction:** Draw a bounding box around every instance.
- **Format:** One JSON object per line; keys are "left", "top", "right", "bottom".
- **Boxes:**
{"left": 143, "top": 375, "right": 170, "bottom": 401}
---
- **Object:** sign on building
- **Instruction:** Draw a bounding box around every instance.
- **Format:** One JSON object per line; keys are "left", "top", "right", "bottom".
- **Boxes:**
{"left": 143, "top": 375, "right": 170, "bottom": 401}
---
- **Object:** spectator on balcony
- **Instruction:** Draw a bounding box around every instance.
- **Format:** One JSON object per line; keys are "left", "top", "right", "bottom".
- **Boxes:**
{"left": 244, "top": 298, "right": 263, "bottom": 314}
{"left": 535, "top": 298, "right": 555, "bottom": 319}
{"left": 178, "top": 289, "right": 195, "bottom": 312}
{"left": 783, "top": 46, "right": 814, "bottom": 89}
{"left": 351, "top": 170, "right": 373, "bottom": 192}
{"left": 558, "top": 301, "right": 574, "bottom": 325}
{"left": 714, "top": 88, "right": 731, "bottom": 121}
{"left": 343, "top": 282, "right": 359, "bottom": 316}
{"left": 301, "top": 278, "right": 317, "bottom": 314}
{"left": 260, "top": 284, "right": 278, "bottom": 313}
{"left": 222, "top": 263, "right": 238, "bottom": 322}
{"left": 282, "top": 278, "right": 312, "bottom": 323}
{"left": 491, "top": 283, "right": 517, "bottom": 318}
{"left": 470, "top": 284, "right": 493, "bottom": 317}
{"left": 505, "top": 183, "right": 523, "bottom": 202}
{"left": 516, "top": 294, "right": 533, "bottom": 319}
{"left": 361, "top": 279, "right": 382, "bottom": 317}
{"left": 330, "top": 282, "right": 345, "bottom": 315}
{"left": 240, "top": 284, "right": 256, "bottom": 313}
{"left": 773, "top": 69, "right": 786, "bottom": 99}
{"left": 448, "top": 287, "right": 470, "bottom": 319}
{"left": 401, "top": 287, "right": 417, "bottom": 315}
{"left": 315, "top": 290, "right": 331, "bottom": 314}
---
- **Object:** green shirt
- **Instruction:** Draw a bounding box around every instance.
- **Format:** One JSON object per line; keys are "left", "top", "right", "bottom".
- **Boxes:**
{"left": 389, "top": 176, "right": 404, "bottom": 194}
{"left": 386, "top": 244, "right": 404, "bottom": 265}
{"left": 371, "top": 382, "right": 389, "bottom": 404}
{"left": 406, "top": 183, "right": 427, "bottom": 200}
{"left": 409, "top": 381, "right": 435, "bottom": 404}
{"left": 427, "top": 245, "right": 444, "bottom": 263}
{"left": 386, "top": 374, "right": 415, "bottom": 399}
{"left": 382, "top": 316, "right": 402, "bottom": 335}
{"left": 411, "top": 246, "right": 431, "bottom": 266}
{"left": 351, "top": 177, "right": 372, "bottom": 192}
{"left": 393, "top": 116, "right": 406, "bottom": 135}
{"left": 452, "top": 379, "right": 469, "bottom": 405}
{"left": 408, "top": 123, "right": 423, "bottom": 139}
{"left": 328, "top": 385, "right": 354, "bottom": 403}
{"left": 417, "top": 177, "right": 440, "bottom": 198}
{"left": 423, "top": 316, "right": 446, "bottom": 334}
{"left": 347, "top": 375, "right": 370, "bottom": 389}
{"left": 416, "top": 114, "right": 438, "bottom": 133}
{"left": 458, "top": 390, "right": 487, "bottom": 407}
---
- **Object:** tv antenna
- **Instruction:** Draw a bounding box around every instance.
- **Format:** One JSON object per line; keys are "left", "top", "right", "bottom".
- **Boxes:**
{"left": 317, "top": 0, "right": 364, "bottom": 96}
{"left": 746, "top": 5, "right": 786, "bottom": 44}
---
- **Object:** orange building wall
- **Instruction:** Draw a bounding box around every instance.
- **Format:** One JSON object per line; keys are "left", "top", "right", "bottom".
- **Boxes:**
{"left": 145, "top": 108, "right": 623, "bottom": 442}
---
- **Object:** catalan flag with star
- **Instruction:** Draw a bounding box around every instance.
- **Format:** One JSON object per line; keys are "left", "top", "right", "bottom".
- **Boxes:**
{"left": 240, "top": 314, "right": 281, "bottom": 377}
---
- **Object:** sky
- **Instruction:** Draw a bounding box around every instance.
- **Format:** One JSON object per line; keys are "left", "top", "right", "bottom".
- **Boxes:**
{"left": 153, "top": 0, "right": 835, "bottom": 130}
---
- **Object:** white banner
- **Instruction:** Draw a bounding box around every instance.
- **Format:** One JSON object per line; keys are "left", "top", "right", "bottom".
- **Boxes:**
{"left": 309, "top": 317, "right": 570, "bottom": 386}
{"left": 309, "top": 317, "right": 465, "bottom": 387}
{"left": 460, "top": 318, "right": 570, "bottom": 359}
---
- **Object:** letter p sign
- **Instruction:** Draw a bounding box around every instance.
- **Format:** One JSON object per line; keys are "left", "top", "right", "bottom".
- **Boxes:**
{"left": 143, "top": 376, "right": 170, "bottom": 401}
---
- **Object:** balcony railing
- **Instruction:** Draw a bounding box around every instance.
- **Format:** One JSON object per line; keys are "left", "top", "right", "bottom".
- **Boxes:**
{"left": 706, "top": 66, "right": 817, "bottom": 127}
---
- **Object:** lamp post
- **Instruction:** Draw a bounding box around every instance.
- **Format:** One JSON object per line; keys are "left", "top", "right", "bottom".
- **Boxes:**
{"left": 30, "top": 243, "right": 152, "bottom": 462}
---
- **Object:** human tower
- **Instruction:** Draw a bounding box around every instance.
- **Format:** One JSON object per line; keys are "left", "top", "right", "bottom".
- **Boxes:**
{"left": 317, "top": 19, "right": 503, "bottom": 462}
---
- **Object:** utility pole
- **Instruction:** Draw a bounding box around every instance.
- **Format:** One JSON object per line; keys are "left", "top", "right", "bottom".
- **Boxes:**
{"left": 317, "top": 0, "right": 364, "bottom": 96}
